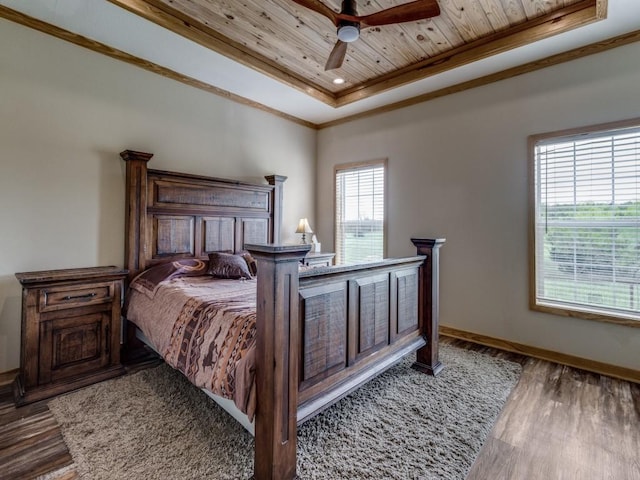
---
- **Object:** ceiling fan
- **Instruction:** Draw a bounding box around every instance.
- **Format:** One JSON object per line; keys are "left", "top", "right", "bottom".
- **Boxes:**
{"left": 290, "top": 0, "right": 441, "bottom": 71}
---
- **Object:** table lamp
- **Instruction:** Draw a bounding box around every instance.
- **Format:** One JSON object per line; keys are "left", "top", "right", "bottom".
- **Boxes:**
{"left": 295, "top": 218, "right": 313, "bottom": 244}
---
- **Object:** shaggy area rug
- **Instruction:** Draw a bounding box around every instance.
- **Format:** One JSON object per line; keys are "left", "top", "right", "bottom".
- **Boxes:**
{"left": 47, "top": 344, "right": 521, "bottom": 479}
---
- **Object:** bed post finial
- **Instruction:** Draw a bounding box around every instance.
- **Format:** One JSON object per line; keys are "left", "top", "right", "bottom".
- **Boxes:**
{"left": 265, "top": 175, "right": 287, "bottom": 244}
{"left": 411, "top": 238, "right": 446, "bottom": 376}
{"left": 120, "top": 150, "right": 153, "bottom": 281}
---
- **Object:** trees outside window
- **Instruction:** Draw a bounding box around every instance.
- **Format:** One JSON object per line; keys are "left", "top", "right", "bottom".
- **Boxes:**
{"left": 530, "top": 119, "right": 640, "bottom": 325}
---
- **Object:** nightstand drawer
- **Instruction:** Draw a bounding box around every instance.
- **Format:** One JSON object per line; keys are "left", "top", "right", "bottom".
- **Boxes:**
{"left": 39, "top": 282, "right": 113, "bottom": 313}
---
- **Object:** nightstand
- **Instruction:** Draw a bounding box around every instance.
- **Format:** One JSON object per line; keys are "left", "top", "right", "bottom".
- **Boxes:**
{"left": 13, "top": 266, "right": 128, "bottom": 405}
{"left": 302, "top": 252, "right": 335, "bottom": 267}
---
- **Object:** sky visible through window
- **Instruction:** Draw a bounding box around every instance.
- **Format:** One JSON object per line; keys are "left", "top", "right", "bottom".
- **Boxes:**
{"left": 342, "top": 167, "right": 384, "bottom": 221}
{"left": 537, "top": 131, "right": 639, "bottom": 206}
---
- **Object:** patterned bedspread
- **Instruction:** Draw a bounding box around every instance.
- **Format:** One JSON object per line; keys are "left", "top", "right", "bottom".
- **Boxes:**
{"left": 125, "top": 275, "right": 258, "bottom": 420}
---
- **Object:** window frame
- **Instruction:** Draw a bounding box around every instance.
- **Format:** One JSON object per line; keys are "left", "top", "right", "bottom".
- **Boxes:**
{"left": 528, "top": 117, "right": 640, "bottom": 328}
{"left": 334, "top": 159, "right": 388, "bottom": 265}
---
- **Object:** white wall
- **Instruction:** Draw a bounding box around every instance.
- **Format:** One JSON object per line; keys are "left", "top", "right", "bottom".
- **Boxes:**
{"left": 0, "top": 19, "right": 316, "bottom": 372}
{"left": 317, "top": 42, "right": 640, "bottom": 371}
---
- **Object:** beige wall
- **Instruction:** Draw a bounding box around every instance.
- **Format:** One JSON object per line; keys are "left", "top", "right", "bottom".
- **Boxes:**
{"left": 0, "top": 19, "right": 316, "bottom": 372}
{"left": 317, "top": 42, "right": 640, "bottom": 371}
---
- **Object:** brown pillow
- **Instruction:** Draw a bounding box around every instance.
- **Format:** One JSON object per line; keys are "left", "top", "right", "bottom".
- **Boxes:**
{"left": 241, "top": 252, "right": 258, "bottom": 277}
{"left": 208, "top": 252, "right": 253, "bottom": 279}
{"left": 130, "top": 259, "right": 208, "bottom": 298}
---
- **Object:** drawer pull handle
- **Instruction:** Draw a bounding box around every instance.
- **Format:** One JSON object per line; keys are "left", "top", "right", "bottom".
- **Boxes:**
{"left": 62, "top": 293, "right": 97, "bottom": 301}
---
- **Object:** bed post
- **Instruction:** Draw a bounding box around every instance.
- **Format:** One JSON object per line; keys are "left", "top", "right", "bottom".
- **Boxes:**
{"left": 120, "top": 150, "right": 153, "bottom": 282}
{"left": 265, "top": 175, "right": 287, "bottom": 244}
{"left": 120, "top": 150, "right": 153, "bottom": 360}
{"left": 411, "top": 238, "right": 446, "bottom": 376}
{"left": 245, "top": 243, "right": 311, "bottom": 480}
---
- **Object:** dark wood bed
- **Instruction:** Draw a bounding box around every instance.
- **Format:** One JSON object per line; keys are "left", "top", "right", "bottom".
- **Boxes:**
{"left": 120, "top": 150, "right": 445, "bottom": 480}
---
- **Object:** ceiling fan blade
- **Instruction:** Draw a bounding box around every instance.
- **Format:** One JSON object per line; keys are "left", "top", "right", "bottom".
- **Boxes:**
{"left": 360, "top": 0, "right": 440, "bottom": 27}
{"left": 290, "top": 0, "right": 340, "bottom": 26}
{"left": 325, "top": 40, "right": 348, "bottom": 70}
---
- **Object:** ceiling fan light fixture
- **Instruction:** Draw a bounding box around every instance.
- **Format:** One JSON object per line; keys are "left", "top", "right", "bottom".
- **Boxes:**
{"left": 337, "top": 24, "right": 360, "bottom": 43}
{"left": 296, "top": 0, "right": 442, "bottom": 70}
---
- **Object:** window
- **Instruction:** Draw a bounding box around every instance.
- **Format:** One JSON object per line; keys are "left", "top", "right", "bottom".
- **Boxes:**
{"left": 530, "top": 119, "right": 640, "bottom": 324}
{"left": 335, "top": 160, "right": 386, "bottom": 264}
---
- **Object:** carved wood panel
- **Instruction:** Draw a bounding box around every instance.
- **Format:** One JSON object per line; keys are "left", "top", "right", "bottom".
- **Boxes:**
{"left": 40, "top": 312, "right": 109, "bottom": 384}
{"left": 348, "top": 273, "right": 390, "bottom": 364}
{"left": 299, "top": 282, "right": 347, "bottom": 391}
{"left": 240, "top": 217, "right": 269, "bottom": 250}
{"left": 153, "top": 180, "right": 270, "bottom": 211}
{"left": 152, "top": 215, "right": 195, "bottom": 257}
{"left": 202, "top": 216, "right": 235, "bottom": 253}
{"left": 52, "top": 318, "right": 100, "bottom": 366}
{"left": 392, "top": 268, "right": 419, "bottom": 340}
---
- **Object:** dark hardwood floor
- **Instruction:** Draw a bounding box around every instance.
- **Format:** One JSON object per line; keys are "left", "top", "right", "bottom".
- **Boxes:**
{"left": 457, "top": 338, "right": 640, "bottom": 480}
{"left": 0, "top": 378, "right": 75, "bottom": 479}
{"left": 1, "top": 338, "right": 638, "bottom": 479}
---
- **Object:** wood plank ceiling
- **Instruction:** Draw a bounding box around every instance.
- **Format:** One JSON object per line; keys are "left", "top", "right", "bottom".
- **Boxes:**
{"left": 108, "top": 0, "right": 606, "bottom": 107}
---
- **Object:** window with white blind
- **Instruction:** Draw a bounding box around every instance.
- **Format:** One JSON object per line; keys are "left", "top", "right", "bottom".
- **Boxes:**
{"left": 530, "top": 119, "right": 640, "bottom": 324}
{"left": 335, "top": 160, "right": 386, "bottom": 264}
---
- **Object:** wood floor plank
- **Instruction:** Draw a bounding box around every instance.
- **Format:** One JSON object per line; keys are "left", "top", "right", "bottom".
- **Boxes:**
{"left": 0, "top": 424, "right": 61, "bottom": 465}
{"left": 0, "top": 400, "right": 49, "bottom": 428}
{"left": 463, "top": 436, "right": 519, "bottom": 478}
{"left": 465, "top": 340, "right": 640, "bottom": 480}
{"left": 1, "top": 432, "right": 72, "bottom": 480}
{"left": 0, "top": 415, "right": 60, "bottom": 465}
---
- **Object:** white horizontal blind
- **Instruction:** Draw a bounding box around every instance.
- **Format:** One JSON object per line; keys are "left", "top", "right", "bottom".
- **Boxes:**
{"left": 534, "top": 126, "right": 640, "bottom": 320}
{"left": 335, "top": 162, "right": 385, "bottom": 264}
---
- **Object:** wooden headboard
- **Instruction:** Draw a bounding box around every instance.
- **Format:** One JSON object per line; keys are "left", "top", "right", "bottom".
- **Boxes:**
{"left": 120, "top": 150, "right": 285, "bottom": 280}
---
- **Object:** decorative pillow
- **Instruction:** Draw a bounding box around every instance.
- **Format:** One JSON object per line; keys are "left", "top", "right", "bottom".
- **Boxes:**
{"left": 129, "top": 258, "right": 208, "bottom": 298}
{"left": 241, "top": 252, "right": 258, "bottom": 277}
{"left": 208, "top": 252, "right": 253, "bottom": 279}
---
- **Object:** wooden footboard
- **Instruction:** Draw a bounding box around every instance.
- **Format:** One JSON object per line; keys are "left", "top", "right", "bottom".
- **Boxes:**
{"left": 247, "top": 239, "right": 444, "bottom": 480}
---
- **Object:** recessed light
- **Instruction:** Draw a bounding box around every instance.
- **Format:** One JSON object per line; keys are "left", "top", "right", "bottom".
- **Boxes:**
{"left": 333, "top": 78, "right": 345, "bottom": 85}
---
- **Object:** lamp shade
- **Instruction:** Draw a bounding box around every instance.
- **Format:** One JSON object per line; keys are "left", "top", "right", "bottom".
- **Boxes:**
{"left": 295, "top": 218, "right": 313, "bottom": 234}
